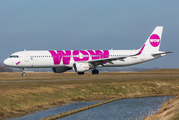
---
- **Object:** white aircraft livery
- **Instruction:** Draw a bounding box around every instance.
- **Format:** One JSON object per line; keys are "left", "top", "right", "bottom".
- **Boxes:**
{"left": 3, "top": 26, "right": 174, "bottom": 76}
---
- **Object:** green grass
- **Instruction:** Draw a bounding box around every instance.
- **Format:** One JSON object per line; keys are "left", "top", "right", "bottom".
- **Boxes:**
{"left": 172, "top": 114, "right": 179, "bottom": 120}
{"left": 0, "top": 69, "right": 179, "bottom": 119}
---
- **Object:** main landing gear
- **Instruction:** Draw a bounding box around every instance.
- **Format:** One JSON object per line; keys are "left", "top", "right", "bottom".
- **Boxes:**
{"left": 78, "top": 72, "right": 84, "bottom": 75}
{"left": 22, "top": 68, "right": 26, "bottom": 76}
{"left": 77, "top": 69, "right": 99, "bottom": 75}
{"left": 92, "top": 69, "right": 99, "bottom": 74}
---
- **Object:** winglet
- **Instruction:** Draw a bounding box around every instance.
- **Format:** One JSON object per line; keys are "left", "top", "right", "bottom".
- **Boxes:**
{"left": 136, "top": 44, "right": 145, "bottom": 55}
{"left": 131, "top": 44, "right": 145, "bottom": 56}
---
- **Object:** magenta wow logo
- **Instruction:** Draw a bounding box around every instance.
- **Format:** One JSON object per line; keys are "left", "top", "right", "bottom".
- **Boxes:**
{"left": 149, "top": 34, "right": 160, "bottom": 47}
{"left": 49, "top": 50, "right": 109, "bottom": 65}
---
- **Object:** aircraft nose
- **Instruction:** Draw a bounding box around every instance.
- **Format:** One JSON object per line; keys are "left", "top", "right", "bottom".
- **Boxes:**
{"left": 3, "top": 58, "right": 10, "bottom": 66}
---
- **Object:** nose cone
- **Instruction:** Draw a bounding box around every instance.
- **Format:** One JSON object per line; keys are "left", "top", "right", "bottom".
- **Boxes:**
{"left": 3, "top": 58, "right": 11, "bottom": 66}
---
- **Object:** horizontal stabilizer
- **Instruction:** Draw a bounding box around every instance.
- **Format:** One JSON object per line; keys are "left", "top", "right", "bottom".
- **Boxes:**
{"left": 151, "top": 51, "right": 175, "bottom": 56}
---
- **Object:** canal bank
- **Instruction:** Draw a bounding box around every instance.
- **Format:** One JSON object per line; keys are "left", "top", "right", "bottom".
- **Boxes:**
{"left": 10, "top": 95, "right": 175, "bottom": 120}
{"left": 144, "top": 95, "right": 179, "bottom": 120}
{"left": 40, "top": 94, "right": 176, "bottom": 120}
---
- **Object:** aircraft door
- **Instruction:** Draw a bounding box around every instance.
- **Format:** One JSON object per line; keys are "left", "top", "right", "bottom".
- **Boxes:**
{"left": 58, "top": 53, "right": 63, "bottom": 62}
{"left": 99, "top": 53, "right": 102, "bottom": 59}
{"left": 24, "top": 51, "right": 29, "bottom": 62}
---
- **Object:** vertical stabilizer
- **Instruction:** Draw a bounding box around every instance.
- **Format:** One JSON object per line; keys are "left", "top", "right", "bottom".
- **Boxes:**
{"left": 142, "top": 26, "right": 163, "bottom": 53}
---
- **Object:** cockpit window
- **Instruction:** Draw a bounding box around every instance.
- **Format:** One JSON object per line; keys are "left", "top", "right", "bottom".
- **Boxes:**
{"left": 9, "top": 55, "right": 19, "bottom": 58}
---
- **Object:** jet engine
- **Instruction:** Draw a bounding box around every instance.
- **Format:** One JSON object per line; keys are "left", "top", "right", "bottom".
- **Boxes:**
{"left": 52, "top": 67, "right": 72, "bottom": 73}
{"left": 73, "top": 62, "right": 90, "bottom": 72}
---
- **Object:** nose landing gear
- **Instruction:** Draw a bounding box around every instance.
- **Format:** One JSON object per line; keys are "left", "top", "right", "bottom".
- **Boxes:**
{"left": 22, "top": 72, "right": 26, "bottom": 76}
{"left": 22, "top": 68, "right": 26, "bottom": 76}
{"left": 92, "top": 69, "right": 99, "bottom": 74}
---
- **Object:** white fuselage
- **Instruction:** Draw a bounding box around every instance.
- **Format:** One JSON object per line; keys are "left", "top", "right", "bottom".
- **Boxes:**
{"left": 3, "top": 50, "right": 158, "bottom": 69}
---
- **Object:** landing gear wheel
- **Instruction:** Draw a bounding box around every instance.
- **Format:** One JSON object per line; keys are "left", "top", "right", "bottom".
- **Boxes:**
{"left": 92, "top": 69, "right": 99, "bottom": 74}
{"left": 22, "top": 72, "right": 26, "bottom": 76}
{"left": 22, "top": 68, "right": 26, "bottom": 76}
{"left": 78, "top": 72, "right": 84, "bottom": 75}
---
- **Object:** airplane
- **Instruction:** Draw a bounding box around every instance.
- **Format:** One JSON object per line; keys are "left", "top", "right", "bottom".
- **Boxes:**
{"left": 3, "top": 26, "right": 174, "bottom": 76}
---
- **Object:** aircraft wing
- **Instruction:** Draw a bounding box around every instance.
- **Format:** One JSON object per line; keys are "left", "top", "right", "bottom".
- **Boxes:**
{"left": 87, "top": 56, "right": 129, "bottom": 65}
{"left": 87, "top": 50, "right": 175, "bottom": 66}
{"left": 87, "top": 45, "right": 146, "bottom": 65}
{"left": 89, "top": 56, "right": 128, "bottom": 62}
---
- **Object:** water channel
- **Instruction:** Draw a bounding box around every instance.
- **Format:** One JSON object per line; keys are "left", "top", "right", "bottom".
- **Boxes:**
{"left": 10, "top": 96, "right": 174, "bottom": 120}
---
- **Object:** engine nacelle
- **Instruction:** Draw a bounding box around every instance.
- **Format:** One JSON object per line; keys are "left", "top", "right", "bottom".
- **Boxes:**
{"left": 52, "top": 67, "right": 72, "bottom": 73}
{"left": 73, "top": 62, "right": 90, "bottom": 72}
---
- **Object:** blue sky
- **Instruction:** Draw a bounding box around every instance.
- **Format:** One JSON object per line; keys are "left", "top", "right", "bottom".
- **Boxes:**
{"left": 0, "top": 0, "right": 178, "bottom": 68}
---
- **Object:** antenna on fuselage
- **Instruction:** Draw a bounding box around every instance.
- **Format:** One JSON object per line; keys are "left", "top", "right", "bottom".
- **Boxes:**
{"left": 24, "top": 49, "right": 26, "bottom": 51}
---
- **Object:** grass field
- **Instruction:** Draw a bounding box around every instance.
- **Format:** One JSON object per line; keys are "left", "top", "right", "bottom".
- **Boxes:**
{"left": 0, "top": 69, "right": 179, "bottom": 119}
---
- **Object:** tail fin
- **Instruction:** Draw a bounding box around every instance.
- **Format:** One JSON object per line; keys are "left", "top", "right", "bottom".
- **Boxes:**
{"left": 142, "top": 26, "right": 163, "bottom": 53}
